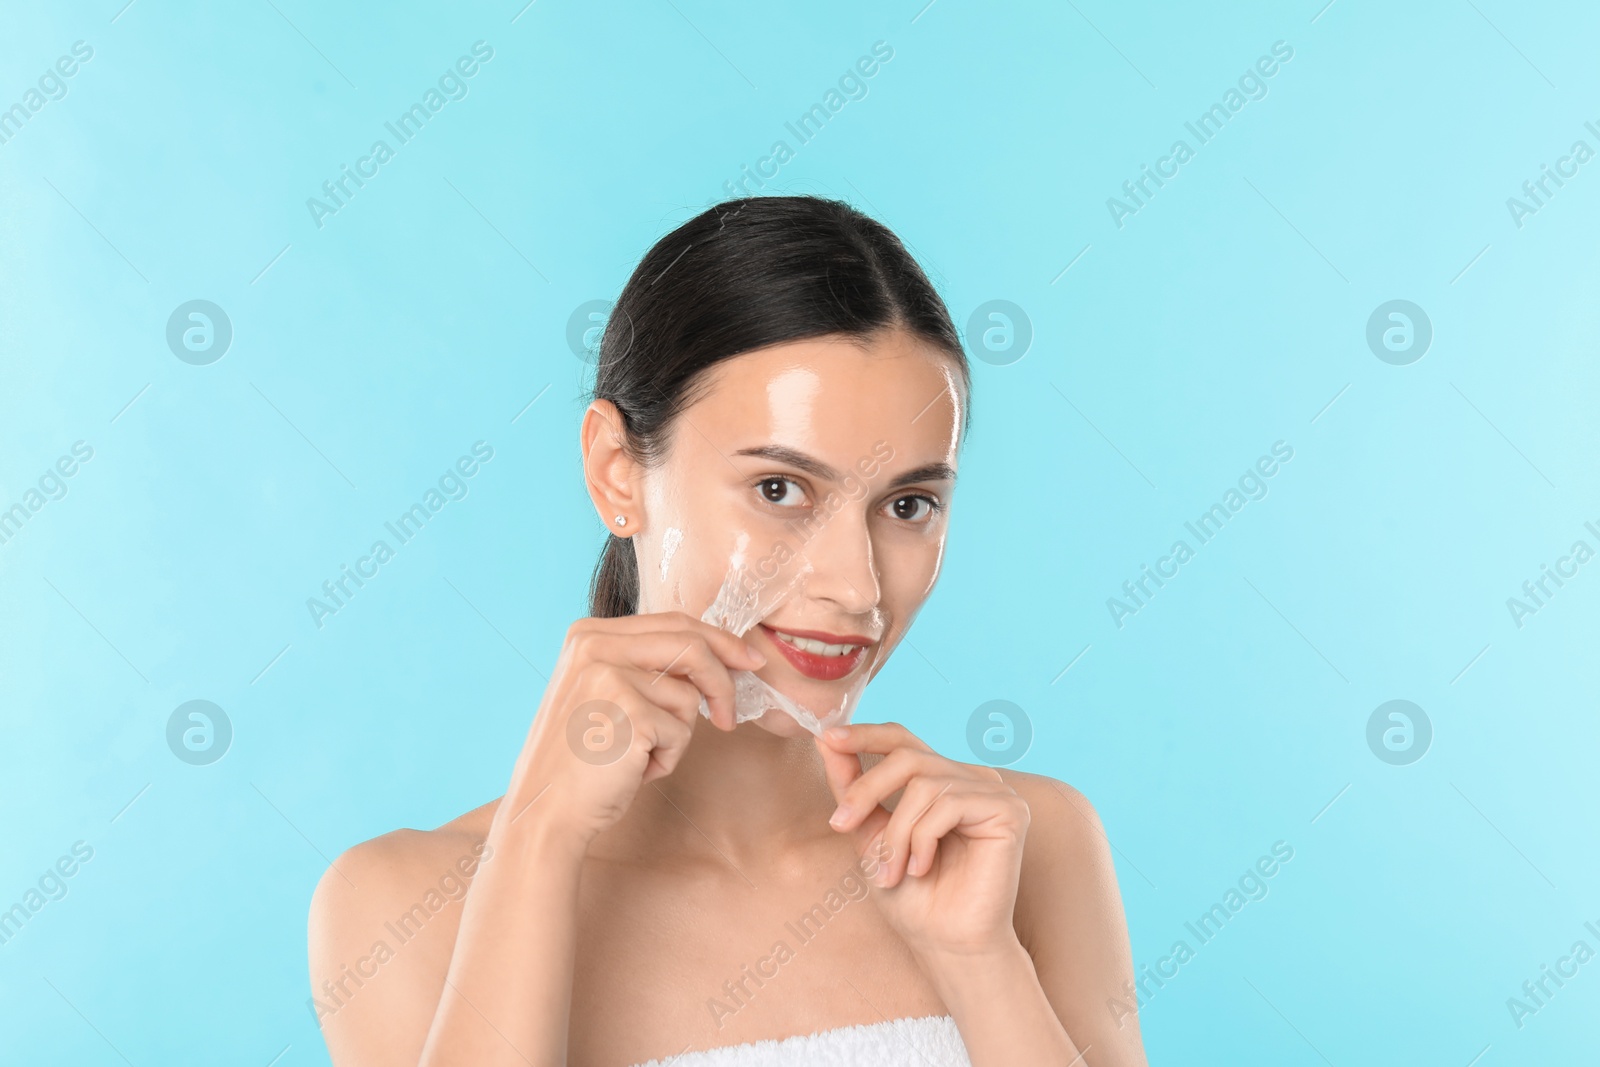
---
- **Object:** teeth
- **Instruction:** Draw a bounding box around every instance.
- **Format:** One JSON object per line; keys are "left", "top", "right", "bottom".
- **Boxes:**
{"left": 772, "top": 630, "right": 859, "bottom": 657}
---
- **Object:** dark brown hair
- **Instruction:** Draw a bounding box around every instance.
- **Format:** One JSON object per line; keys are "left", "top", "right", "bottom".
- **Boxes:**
{"left": 587, "top": 195, "right": 969, "bottom": 618}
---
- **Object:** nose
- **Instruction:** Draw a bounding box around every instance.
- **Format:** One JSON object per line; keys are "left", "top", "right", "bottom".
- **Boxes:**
{"left": 794, "top": 504, "right": 879, "bottom": 616}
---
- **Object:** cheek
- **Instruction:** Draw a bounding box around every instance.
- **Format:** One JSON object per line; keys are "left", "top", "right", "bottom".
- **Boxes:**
{"left": 681, "top": 537, "right": 747, "bottom": 601}
{"left": 638, "top": 469, "right": 722, "bottom": 607}
{"left": 868, "top": 529, "right": 945, "bottom": 651}
{"left": 641, "top": 514, "right": 802, "bottom": 621}
{"left": 640, "top": 528, "right": 738, "bottom": 614}
{"left": 884, "top": 528, "right": 946, "bottom": 602}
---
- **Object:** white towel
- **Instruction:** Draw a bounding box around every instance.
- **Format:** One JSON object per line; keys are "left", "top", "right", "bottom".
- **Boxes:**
{"left": 629, "top": 1014, "right": 971, "bottom": 1067}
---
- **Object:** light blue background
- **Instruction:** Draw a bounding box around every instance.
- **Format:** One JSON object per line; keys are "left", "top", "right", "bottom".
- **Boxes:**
{"left": 2, "top": 1, "right": 1596, "bottom": 1063}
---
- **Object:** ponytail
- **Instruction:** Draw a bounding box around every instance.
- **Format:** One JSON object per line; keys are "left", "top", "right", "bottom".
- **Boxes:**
{"left": 588, "top": 532, "right": 639, "bottom": 618}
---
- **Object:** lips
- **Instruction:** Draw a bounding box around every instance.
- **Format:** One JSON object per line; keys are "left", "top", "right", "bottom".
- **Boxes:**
{"left": 757, "top": 624, "right": 873, "bottom": 682}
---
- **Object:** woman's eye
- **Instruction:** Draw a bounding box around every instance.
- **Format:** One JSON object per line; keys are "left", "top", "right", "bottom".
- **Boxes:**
{"left": 757, "top": 477, "right": 807, "bottom": 507}
{"left": 887, "top": 494, "right": 938, "bottom": 522}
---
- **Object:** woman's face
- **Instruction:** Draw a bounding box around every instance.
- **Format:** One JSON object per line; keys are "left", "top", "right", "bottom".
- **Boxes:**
{"left": 626, "top": 329, "right": 964, "bottom": 737}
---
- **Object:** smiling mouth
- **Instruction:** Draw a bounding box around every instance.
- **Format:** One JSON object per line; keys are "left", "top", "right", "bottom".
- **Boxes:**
{"left": 757, "top": 624, "right": 874, "bottom": 682}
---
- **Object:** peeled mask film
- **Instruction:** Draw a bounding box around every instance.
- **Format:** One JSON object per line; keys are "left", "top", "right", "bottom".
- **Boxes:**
{"left": 690, "top": 531, "right": 871, "bottom": 735}
{"left": 653, "top": 369, "right": 895, "bottom": 735}
{"left": 639, "top": 513, "right": 873, "bottom": 736}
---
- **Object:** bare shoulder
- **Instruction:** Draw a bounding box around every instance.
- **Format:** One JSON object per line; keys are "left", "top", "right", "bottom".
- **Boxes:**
{"left": 996, "top": 768, "right": 1104, "bottom": 829}
{"left": 996, "top": 770, "right": 1147, "bottom": 1064}
{"left": 999, "top": 770, "right": 1110, "bottom": 863}
{"left": 306, "top": 799, "right": 500, "bottom": 1059}
{"left": 309, "top": 797, "right": 499, "bottom": 937}
{"left": 994, "top": 771, "right": 1118, "bottom": 938}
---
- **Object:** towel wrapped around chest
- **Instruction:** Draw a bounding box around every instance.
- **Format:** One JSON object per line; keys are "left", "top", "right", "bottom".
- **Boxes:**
{"left": 628, "top": 1013, "right": 971, "bottom": 1067}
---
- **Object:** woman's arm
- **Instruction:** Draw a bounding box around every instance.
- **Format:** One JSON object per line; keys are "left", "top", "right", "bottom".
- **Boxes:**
{"left": 912, "top": 937, "right": 1087, "bottom": 1065}
{"left": 903, "top": 776, "right": 1149, "bottom": 1066}
{"left": 306, "top": 814, "right": 588, "bottom": 1067}
{"left": 414, "top": 806, "right": 590, "bottom": 1066}
{"left": 816, "top": 727, "right": 1147, "bottom": 1067}
{"left": 308, "top": 613, "right": 763, "bottom": 1066}
{"left": 1006, "top": 773, "right": 1148, "bottom": 1066}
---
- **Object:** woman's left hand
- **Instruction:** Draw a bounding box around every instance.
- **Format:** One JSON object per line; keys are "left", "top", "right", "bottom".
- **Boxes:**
{"left": 816, "top": 722, "right": 1030, "bottom": 959}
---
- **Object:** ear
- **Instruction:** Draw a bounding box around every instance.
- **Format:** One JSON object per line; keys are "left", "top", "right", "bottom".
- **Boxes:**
{"left": 581, "top": 400, "right": 644, "bottom": 533}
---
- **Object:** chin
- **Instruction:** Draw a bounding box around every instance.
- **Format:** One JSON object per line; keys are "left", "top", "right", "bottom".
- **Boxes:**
{"left": 748, "top": 667, "right": 867, "bottom": 736}
{"left": 747, "top": 710, "right": 815, "bottom": 739}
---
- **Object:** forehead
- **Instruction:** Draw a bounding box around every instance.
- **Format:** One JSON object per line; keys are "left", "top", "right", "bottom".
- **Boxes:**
{"left": 675, "top": 332, "right": 964, "bottom": 468}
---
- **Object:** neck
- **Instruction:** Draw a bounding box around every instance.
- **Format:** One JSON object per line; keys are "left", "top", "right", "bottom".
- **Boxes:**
{"left": 595, "top": 717, "right": 842, "bottom": 871}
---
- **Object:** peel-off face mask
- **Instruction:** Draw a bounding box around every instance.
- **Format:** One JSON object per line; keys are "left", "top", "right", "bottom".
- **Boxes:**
{"left": 630, "top": 350, "right": 959, "bottom": 738}
{"left": 695, "top": 531, "right": 873, "bottom": 736}
{"left": 645, "top": 513, "right": 869, "bottom": 734}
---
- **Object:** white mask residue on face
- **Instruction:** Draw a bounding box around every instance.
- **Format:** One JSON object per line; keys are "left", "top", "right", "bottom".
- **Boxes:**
{"left": 659, "top": 526, "right": 684, "bottom": 583}
{"left": 695, "top": 531, "right": 870, "bottom": 736}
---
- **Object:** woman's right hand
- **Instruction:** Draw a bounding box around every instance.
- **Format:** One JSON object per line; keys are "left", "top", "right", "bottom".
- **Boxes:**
{"left": 495, "top": 611, "right": 766, "bottom": 848}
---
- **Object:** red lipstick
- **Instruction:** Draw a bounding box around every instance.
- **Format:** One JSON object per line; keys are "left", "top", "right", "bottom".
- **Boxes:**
{"left": 756, "top": 624, "right": 872, "bottom": 682}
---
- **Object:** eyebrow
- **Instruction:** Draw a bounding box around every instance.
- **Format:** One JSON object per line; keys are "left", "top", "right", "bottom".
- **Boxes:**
{"left": 733, "top": 446, "right": 956, "bottom": 490}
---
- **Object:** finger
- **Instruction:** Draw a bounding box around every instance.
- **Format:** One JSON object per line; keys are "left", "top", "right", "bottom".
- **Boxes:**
{"left": 576, "top": 668, "right": 694, "bottom": 767}
{"left": 634, "top": 669, "right": 704, "bottom": 729}
{"left": 642, "top": 735, "right": 691, "bottom": 783}
{"left": 596, "top": 631, "right": 742, "bottom": 730}
{"left": 638, "top": 632, "right": 740, "bottom": 732}
{"left": 904, "top": 788, "right": 991, "bottom": 880}
{"left": 623, "top": 680, "right": 695, "bottom": 783}
{"left": 624, "top": 675, "right": 697, "bottom": 767}
{"left": 820, "top": 721, "right": 934, "bottom": 757}
{"left": 877, "top": 778, "right": 1024, "bottom": 887}
{"left": 574, "top": 613, "right": 766, "bottom": 731}
{"left": 875, "top": 776, "right": 967, "bottom": 886}
{"left": 855, "top": 805, "right": 894, "bottom": 875}
{"left": 815, "top": 741, "right": 900, "bottom": 882}
{"left": 815, "top": 733, "right": 864, "bottom": 806}
{"left": 898, "top": 783, "right": 1028, "bottom": 884}
{"left": 564, "top": 677, "right": 690, "bottom": 785}
{"left": 830, "top": 747, "right": 982, "bottom": 832}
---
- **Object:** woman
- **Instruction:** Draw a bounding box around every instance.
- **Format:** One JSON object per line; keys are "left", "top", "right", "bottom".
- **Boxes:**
{"left": 308, "top": 195, "right": 1148, "bottom": 1066}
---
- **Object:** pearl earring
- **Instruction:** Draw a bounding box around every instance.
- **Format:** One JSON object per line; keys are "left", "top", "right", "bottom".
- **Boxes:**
{"left": 615, "top": 515, "right": 628, "bottom": 528}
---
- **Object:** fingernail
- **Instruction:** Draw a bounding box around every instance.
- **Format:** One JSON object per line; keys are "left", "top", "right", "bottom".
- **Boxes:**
{"left": 828, "top": 804, "right": 851, "bottom": 829}
{"left": 744, "top": 643, "right": 766, "bottom": 667}
{"left": 825, "top": 726, "right": 849, "bottom": 742}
